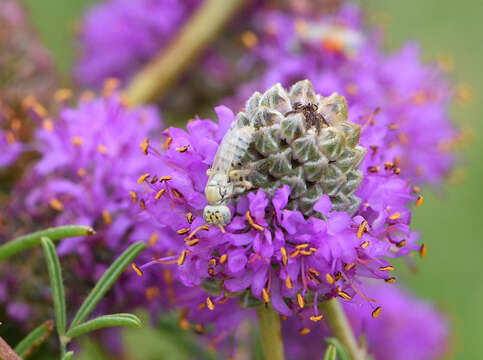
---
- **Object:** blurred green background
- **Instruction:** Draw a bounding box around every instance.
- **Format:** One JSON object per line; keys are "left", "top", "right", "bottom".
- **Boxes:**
{"left": 20, "top": 0, "right": 483, "bottom": 358}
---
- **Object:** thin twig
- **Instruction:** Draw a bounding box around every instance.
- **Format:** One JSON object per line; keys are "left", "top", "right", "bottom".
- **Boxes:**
{"left": 124, "top": 0, "right": 247, "bottom": 105}
{"left": 0, "top": 336, "right": 22, "bottom": 360}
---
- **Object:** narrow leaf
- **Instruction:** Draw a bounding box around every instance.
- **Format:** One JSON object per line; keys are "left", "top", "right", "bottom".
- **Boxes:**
{"left": 0, "top": 225, "right": 95, "bottom": 261}
{"left": 40, "top": 237, "right": 67, "bottom": 335}
{"left": 14, "top": 320, "right": 54, "bottom": 358}
{"left": 61, "top": 351, "right": 74, "bottom": 360}
{"left": 323, "top": 344, "right": 337, "bottom": 360}
{"left": 326, "top": 338, "right": 350, "bottom": 360}
{"left": 66, "top": 313, "right": 141, "bottom": 338}
{"left": 69, "top": 242, "right": 146, "bottom": 328}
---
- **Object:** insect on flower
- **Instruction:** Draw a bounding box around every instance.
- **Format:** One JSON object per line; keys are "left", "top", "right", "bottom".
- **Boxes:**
{"left": 203, "top": 79, "right": 366, "bottom": 226}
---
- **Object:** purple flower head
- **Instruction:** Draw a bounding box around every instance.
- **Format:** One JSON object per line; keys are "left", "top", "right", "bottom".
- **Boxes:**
{"left": 76, "top": 0, "right": 201, "bottom": 88}
{"left": 0, "top": 111, "right": 22, "bottom": 168}
{"left": 139, "top": 99, "right": 422, "bottom": 322}
{"left": 231, "top": 4, "right": 457, "bottom": 185}
{"left": 284, "top": 282, "right": 449, "bottom": 360}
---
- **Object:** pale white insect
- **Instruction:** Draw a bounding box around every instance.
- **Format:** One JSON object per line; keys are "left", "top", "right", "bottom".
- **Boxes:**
{"left": 203, "top": 123, "right": 255, "bottom": 226}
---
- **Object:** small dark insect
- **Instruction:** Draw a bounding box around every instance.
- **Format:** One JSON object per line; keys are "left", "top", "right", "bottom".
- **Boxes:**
{"left": 284, "top": 102, "right": 329, "bottom": 132}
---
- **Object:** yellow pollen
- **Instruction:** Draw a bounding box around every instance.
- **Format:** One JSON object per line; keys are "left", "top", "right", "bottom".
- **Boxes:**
{"left": 393, "top": 168, "right": 401, "bottom": 175}
{"left": 296, "top": 243, "right": 309, "bottom": 250}
{"left": 186, "top": 212, "right": 194, "bottom": 224}
{"left": 197, "top": 303, "right": 206, "bottom": 311}
{"left": 176, "top": 145, "right": 189, "bottom": 153}
{"left": 297, "top": 293, "right": 305, "bottom": 308}
{"left": 388, "top": 124, "right": 399, "bottom": 130}
{"left": 388, "top": 212, "right": 401, "bottom": 221}
{"left": 71, "top": 137, "right": 83, "bottom": 146}
{"left": 372, "top": 306, "right": 382, "bottom": 318}
{"left": 219, "top": 254, "right": 228, "bottom": 264}
{"left": 416, "top": 195, "right": 424, "bottom": 206}
{"left": 300, "top": 250, "right": 312, "bottom": 256}
{"left": 385, "top": 277, "right": 396, "bottom": 284}
{"left": 368, "top": 166, "right": 380, "bottom": 173}
{"left": 396, "top": 240, "right": 406, "bottom": 248}
{"left": 262, "top": 288, "right": 270, "bottom": 303}
{"left": 54, "top": 88, "right": 72, "bottom": 102}
{"left": 194, "top": 324, "right": 205, "bottom": 334}
{"left": 360, "top": 241, "right": 370, "bottom": 249}
{"left": 145, "top": 286, "right": 160, "bottom": 301}
{"left": 240, "top": 31, "right": 259, "bottom": 49}
{"left": 138, "top": 173, "right": 150, "bottom": 184}
{"left": 155, "top": 189, "right": 166, "bottom": 199}
{"left": 49, "top": 198, "right": 63, "bottom": 211}
{"left": 140, "top": 138, "right": 149, "bottom": 155}
{"left": 379, "top": 265, "right": 394, "bottom": 272}
{"left": 206, "top": 297, "right": 215, "bottom": 311}
{"left": 186, "top": 224, "right": 209, "bottom": 240}
{"left": 308, "top": 268, "right": 319, "bottom": 277}
{"left": 208, "top": 258, "right": 217, "bottom": 267}
{"left": 394, "top": 157, "right": 400, "bottom": 167}
{"left": 177, "top": 228, "right": 191, "bottom": 235}
{"left": 325, "top": 273, "right": 335, "bottom": 285}
{"left": 131, "top": 263, "right": 143, "bottom": 277}
{"left": 178, "top": 250, "right": 187, "bottom": 266}
{"left": 129, "top": 191, "right": 137, "bottom": 203}
{"left": 281, "top": 247, "right": 288, "bottom": 265}
{"left": 179, "top": 318, "right": 190, "bottom": 331}
{"left": 357, "top": 220, "right": 368, "bottom": 239}
{"left": 163, "top": 137, "right": 173, "bottom": 149}
{"left": 384, "top": 161, "right": 394, "bottom": 169}
{"left": 290, "top": 249, "right": 300, "bottom": 258}
{"left": 102, "top": 78, "right": 120, "bottom": 97}
{"left": 398, "top": 133, "right": 409, "bottom": 144}
{"left": 102, "top": 210, "right": 112, "bottom": 224}
{"left": 172, "top": 189, "right": 182, "bottom": 198}
{"left": 77, "top": 168, "right": 87, "bottom": 177}
{"left": 33, "top": 103, "right": 48, "bottom": 118}
{"left": 148, "top": 233, "right": 159, "bottom": 247}
{"left": 285, "top": 275, "right": 293, "bottom": 289}
{"left": 413, "top": 186, "right": 421, "bottom": 193}
{"left": 309, "top": 247, "right": 317, "bottom": 253}
{"left": 187, "top": 239, "right": 199, "bottom": 246}
{"left": 338, "top": 290, "right": 352, "bottom": 300}
{"left": 245, "top": 211, "right": 264, "bottom": 231}
{"left": 139, "top": 199, "right": 146, "bottom": 211}
{"left": 344, "top": 263, "right": 356, "bottom": 271}
{"left": 159, "top": 175, "right": 172, "bottom": 182}
{"left": 420, "top": 244, "right": 427, "bottom": 259}
{"left": 97, "top": 145, "right": 107, "bottom": 154}
{"left": 310, "top": 315, "right": 324, "bottom": 322}
{"left": 299, "top": 328, "right": 311, "bottom": 335}
{"left": 42, "top": 119, "right": 54, "bottom": 132}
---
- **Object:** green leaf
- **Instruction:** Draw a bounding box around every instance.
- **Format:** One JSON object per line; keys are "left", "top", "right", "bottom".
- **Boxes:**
{"left": 69, "top": 242, "right": 146, "bottom": 328}
{"left": 14, "top": 320, "right": 54, "bottom": 358}
{"left": 62, "top": 351, "right": 74, "bottom": 360}
{"left": 0, "top": 225, "right": 95, "bottom": 261}
{"left": 66, "top": 313, "right": 141, "bottom": 338}
{"left": 40, "top": 237, "right": 67, "bottom": 335}
{"left": 323, "top": 344, "right": 337, "bottom": 360}
{"left": 326, "top": 338, "right": 350, "bottom": 360}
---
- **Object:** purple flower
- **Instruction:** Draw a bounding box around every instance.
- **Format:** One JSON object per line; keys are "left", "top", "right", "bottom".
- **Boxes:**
{"left": 75, "top": 0, "right": 201, "bottom": 88}
{"left": 230, "top": 4, "right": 457, "bottom": 185}
{"left": 283, "top": 282, "right": 449, "bottom": 360}
{"left": 139, "top": 103, "right": 422, "bottom": 320}
{"left": 0, "top": 120, "right": 21, "bottom": 168}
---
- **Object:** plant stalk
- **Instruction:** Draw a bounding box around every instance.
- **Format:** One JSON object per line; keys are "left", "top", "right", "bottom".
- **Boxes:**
{"left": 123, "top": 0, "right": 246, "bottom": 106}
{"left": 256, "top": 305, "right": 285, "bottom": 360}
{"left": 320, "top": 298, "right": 364, "bottom": 360}
{"left": 0, "top": 336, "right": 22, "bottom": 360}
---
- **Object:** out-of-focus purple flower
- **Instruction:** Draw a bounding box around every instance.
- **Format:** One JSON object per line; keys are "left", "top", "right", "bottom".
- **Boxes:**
{"left": 284, "top": 282, "right": 449, "bottom": 360}
{"left": 231, "top": 4, "right": 457, "bottom": 185}
{"left": 0, "top": 111, "right": 22, "bottom": 167}
{"left": 138, "top": 102, "right": 422, "bottom": 321}
{"left": 75, "top": 0, "right": 201, "bottom": 88}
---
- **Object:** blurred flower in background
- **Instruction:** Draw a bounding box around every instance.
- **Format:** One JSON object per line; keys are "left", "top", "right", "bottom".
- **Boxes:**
{"left": 284, "top": 281, "right": 449, "bottom": 360}
{"left": 75, "top": 0, "right": 202, "bottom": 89}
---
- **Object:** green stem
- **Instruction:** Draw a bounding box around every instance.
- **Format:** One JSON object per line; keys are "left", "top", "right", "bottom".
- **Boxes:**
{"left": 320, "top": 298, "right": 364, "bottom": 360}
{"left": 0, "top": 225, "right": 95, "bottom": 261}
{"left": 256, "top": 305, "right": 285, "bottom": 360}
{"left": 123, "top": 0, "right": 246, "bottom": 105}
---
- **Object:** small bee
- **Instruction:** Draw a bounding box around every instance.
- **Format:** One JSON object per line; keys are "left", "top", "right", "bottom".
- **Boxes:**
{"left": 285, "top": 102, "right": 329, "bottom": 132}
{"left": 203, "top": 123, "right": 255, "bottom": 226}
